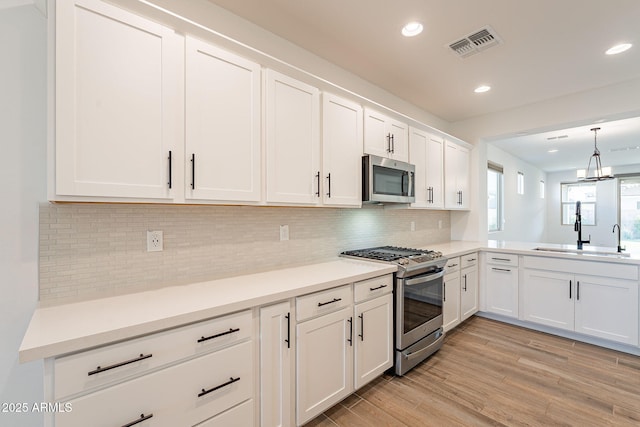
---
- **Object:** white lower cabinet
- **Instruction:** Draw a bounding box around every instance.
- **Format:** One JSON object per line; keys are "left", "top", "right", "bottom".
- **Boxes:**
{"left": 296, "top": 307, "right": 353, "bottom": 426}
{"left": 484, "top": 253, "right": 519, "bottom": 318}
{"left": 460, "top": 253, "right": 479, "bottom": 322}
{"left": 260, "top": 302, "right": 293, "bottom": 427}
{"left": 56, "top": 341, "right": 253, "bottom": 427}
{"left": 521, "top": 256, "right": 639, "bottom": 346}
{"left": 295, "top": 275, "right": 393, "bottom": 426}
{"left": 443, "top": 268, "right": 461, "bottom": 332}
{"left": 196, "top": 399, "right": 254, "bottom": 427}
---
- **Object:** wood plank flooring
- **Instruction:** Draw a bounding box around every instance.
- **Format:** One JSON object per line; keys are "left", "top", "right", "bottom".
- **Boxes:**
{"left": 304, "top": 316, "right": 640, "bottom": 426}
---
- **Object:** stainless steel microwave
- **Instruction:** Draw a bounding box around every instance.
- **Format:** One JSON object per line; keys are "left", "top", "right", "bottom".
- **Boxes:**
{"left": 362, "top": 155, "right": 415, "bottom": 203}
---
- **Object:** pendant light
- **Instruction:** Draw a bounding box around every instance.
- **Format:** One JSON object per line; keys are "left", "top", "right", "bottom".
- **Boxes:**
{"left": 577, "top": 127, "right": 614, "bottom": 181}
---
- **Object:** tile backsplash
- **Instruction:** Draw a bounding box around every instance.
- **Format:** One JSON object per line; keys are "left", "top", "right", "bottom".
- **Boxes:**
{"left": 39, "top": 203, "right": 450, "bottom": 305}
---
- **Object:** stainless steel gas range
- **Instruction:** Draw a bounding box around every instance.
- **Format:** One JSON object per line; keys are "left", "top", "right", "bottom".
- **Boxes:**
{"left": 341, "top": 246, "right": 447, "bottom": 375}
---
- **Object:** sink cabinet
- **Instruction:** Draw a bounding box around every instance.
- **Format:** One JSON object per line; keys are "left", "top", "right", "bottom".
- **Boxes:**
{"left": 521, "top": 256, "right": 639, "bottom": 346}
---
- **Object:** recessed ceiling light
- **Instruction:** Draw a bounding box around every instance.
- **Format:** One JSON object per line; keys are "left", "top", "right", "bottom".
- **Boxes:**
{"left": 402, "top": 22, "right": 423, "bottom": 37}
{"left": 606, "top": 43, "right": 632, "bottom": 55}
{"left": 474, "top": 85, "right": 491, "bottom": 93}
{"left": 548, "top": 149, "right": 558, "bottom": 153}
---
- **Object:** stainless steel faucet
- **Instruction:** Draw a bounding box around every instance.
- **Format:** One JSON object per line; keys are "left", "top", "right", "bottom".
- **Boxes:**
{"left": 575, "top": 201, "right": 590, "bottom": 250}
{"left": 612, "top": 224, "right": 625, "bottom": 253}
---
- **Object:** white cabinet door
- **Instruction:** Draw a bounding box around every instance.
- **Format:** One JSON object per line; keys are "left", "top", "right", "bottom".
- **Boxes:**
{"left": 260, "top": 302, "right": 292, "bottom": 427}
{"left": 574, "top": 275, "right": 639, "bottom": 346}
{"left": 443, "top": 271, "right": 461, "bottom": 332}
{"left": 354, "top": 294, "right": 393, "bottom": 389}
{"left": 296, "top": 307, "right": 353, "bottom": 426}
{"left": 485, "top": 265, "right": 519, "bottom": 318}
{"left": 265, "top": 70, "right": 320, "bottom": 204}
{"left": 460, "top": 266, "right": 478, "bottom": 321}
{"left": 185, "top": 36, "right": 261, "bottom": 203}
{"left": 521, "top": 269, "right": 574, "bottom": 331}
{"left": 444, "top": 141, "right": 470, "bottom": 209}
{"left": 322, "top": 93, "right": 363, "bottom": 207}
{"left": 56, "top": 0, "right": 181, "bottom": 200}
{"left": 410, "top": 128, "right": 444, "bottom": 209}
{"left": 363, "top": 108, "right": 408, "bottom": 162}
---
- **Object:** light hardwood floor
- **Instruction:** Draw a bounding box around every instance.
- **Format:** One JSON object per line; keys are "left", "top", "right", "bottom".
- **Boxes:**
{"left": 305, "top": 316, "right": 640, "bottom": 426}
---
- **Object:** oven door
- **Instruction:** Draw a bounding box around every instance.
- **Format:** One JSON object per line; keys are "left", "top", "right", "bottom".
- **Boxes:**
{"left": 395, "top": 268, "right": 444, "bottom": 350}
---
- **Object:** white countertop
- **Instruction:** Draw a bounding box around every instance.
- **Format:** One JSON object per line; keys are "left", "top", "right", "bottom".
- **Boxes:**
{"left": 19, "top": 259, "right": 395, "bottom": 363}
{"left": 20, "top": 239, "right": 640, "bottom": 363}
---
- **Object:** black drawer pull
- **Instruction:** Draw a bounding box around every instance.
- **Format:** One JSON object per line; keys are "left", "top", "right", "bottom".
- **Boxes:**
{"left": 492, "top": 257, "right": 511, "bottom": 261}
{"left": 88, "top": 353, "right": 152, "bottom": 376}
{"left": 167, "top": 151, "right": 172, "bottom": 189}
{"left": 197, "top": 327, "right": 240, "bottom": 343}
{"left": 198, "top": 376, "right": 240, "bottom": 398}
{"left": 492, "top": 267, "right": 511, "bottom": 272}
{"left": 447, "top": 263, "right": 458, "bottom": 268}
{"left": 122, "top": 413, "right": 153, "bottom": 427}
{"left": 467, "top": 258, "right": 477, "bottom": 262}
{"left": 285, "top": 313, "right": 291, "bottom": 349}
{"left": 318, "top": 297, "right": 342, "bottom": 307}
{"left": 369, "top": 284, "right": 388, "bottom": 291}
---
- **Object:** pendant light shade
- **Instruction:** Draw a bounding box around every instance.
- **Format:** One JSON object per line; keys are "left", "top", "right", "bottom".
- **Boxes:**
{"left": 577, "top": 127, "right": 614, "bottom": 181}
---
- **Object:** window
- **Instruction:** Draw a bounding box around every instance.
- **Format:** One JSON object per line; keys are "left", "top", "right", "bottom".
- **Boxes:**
{"left": 517, "top": 172, "right": 524, "bottom": 195}
{"left": 488, "top": 162, "right": 504, "bottom": 232}
{"left": 619, "top": 176, "right": 640, "bottom": 251}
{"left": 539, "top": 180, "right": 545, "bottom": 199}
{"left": 561, "top": 182, "right": 596, "bottom": 225}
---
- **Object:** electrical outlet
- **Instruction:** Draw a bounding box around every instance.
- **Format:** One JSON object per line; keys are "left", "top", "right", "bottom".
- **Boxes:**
{"left": 279, "top": 225, "right": 289, "bottom": 241}
{"left": 147, "top": 230, "right": 163, "bottom": 252}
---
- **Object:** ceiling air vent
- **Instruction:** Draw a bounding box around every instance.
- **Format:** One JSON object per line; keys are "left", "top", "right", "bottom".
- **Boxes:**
{"left": 447, "top": 26, "right": 502, "bottom": 58}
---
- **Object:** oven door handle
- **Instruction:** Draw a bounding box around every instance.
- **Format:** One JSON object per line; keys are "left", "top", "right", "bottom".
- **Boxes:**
{"left": 404, "top": 269, "right": 445, "bottom": 286}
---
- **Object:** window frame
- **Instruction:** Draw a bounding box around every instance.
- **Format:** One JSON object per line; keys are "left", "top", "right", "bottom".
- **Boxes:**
{"left": 560, "top": 182, "right": 597, "bottom": 226}
{"left": 488, "top": 162, "right": 504, "bottom": 233}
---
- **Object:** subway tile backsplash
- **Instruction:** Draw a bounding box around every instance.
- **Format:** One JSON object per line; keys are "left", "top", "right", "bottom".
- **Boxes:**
{"left": 39, "top": 203, "right": 450, "bottom": 305}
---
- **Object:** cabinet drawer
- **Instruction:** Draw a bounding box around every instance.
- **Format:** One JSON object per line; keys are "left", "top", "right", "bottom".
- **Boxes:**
{"left": 54, "top": 310, "right": 252, "bottom": 399}
{"left": 296, "top": 284, "right": 352, "bottom": 322}
{"left": 487, "top": 252, "right": 518, "bottom": 267}
{"left": 354, "top": 275, "right": 393, "bottom": 303}
{"left": 197, "top": 399, "right": 254, "bottom": 427}
{"left": 445, "top": 257, "right": 461, "bottom": 273}
{"left": 56, "top": 341, "right": 254, "bottom": 427}
{"left": 461, "top": 253, "right": 478, "bottom": 268}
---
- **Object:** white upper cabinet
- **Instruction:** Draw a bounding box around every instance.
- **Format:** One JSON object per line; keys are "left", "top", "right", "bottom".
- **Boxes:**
{"left": 185, "top": 36, "right": 261, "bottom": 203}
{"left": 444, "top": 141, "right": 470, "bottom": 209}
{"left": 265, "top": 70, "right": 321, "bottom": 205}
{"left": 321, "top": 93, "right": 363, "bottom": 207}
{"left": 409, "top": 127, "right": 444, "bottom": 209}
{"left": 363, "top": 108, "right": 409, "bottom": 162}
{"left": 55, "top": 0, "right": 182, "bottom": 200}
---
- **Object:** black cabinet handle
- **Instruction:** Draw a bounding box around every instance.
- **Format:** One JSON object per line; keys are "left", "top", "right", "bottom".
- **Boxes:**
{"left": 391, "top": 134, "right": 395, "bottom": 153}
{"left": 347, "top": 317, "right": 353, "bottom": 346}
{"left": 369, "top": 284, "right": 388, "bottom": 291}
{"left": 463, "top": 275, "right": 467, "bottom": 291}
{"left": 428, "top": 186, "right": 434, "bottom": 203}
{"left": 197, "top": 328, "right": 240, "bottom": 343}
{"left": 577, "top": 281, "right": 580, "bottom": 301}
{"left": 285, "top": 313, "right": 291, "bottom": 349}
{"left": 326, "top": 173, "right": 331, "bottom": 198}
{"left": 492, "top": 267, "right": 511, "bottom": 272}
{"left": 447, "top": 263, "right": 458, "bottom": 268}
{"left": 121, "top": 413, "right": 153, "bottom": 427}
{"left": 443, "top": 282, "right": 446, "bottom": 302}
{"left": 386, "top": 133, "right": 391, "bottom": 153}
{"left": 318, "top": 297, "right": 342, "bottom": 307}
{"left": 88, "top": 353, "right": 152, "bottom": 376}
{"left": 198, "top": 376, "right": 240, "bottom": 398}
{"left": 358, "top": 313, "right": 364, "bottom": 341}
{"left": 492, "top": 257, "right": 511, "bottom": 262}
{"left": 569, "top": 280, "right": 572, "bottom": 299}
{"left": 190, "top": 153, "right": 195, "bottom": 189}
{"left": 315, "top": 171, "right": 320, "bottom": 197}
{"left": 167, "top": 151, "right": 172, "bottom": 189}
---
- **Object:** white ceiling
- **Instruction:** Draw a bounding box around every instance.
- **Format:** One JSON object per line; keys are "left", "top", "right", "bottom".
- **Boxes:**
{"left": 205, "top": 0, "right": 640, "bottom": 172}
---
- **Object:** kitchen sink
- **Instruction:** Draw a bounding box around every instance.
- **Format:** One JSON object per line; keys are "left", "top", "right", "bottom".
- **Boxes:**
{"left": 531, "top": 247, "right": 631, "bottom": 257}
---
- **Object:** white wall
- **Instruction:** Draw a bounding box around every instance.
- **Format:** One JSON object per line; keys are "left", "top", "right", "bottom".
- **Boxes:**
{"left": 0, "top": 4, "right": 46, "bottom": 426}
{"left": 546, "top": 165, "right": 640, "bottom": 248}
{"left": 487, "top": 144, "right": 546, "bottom": 242}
